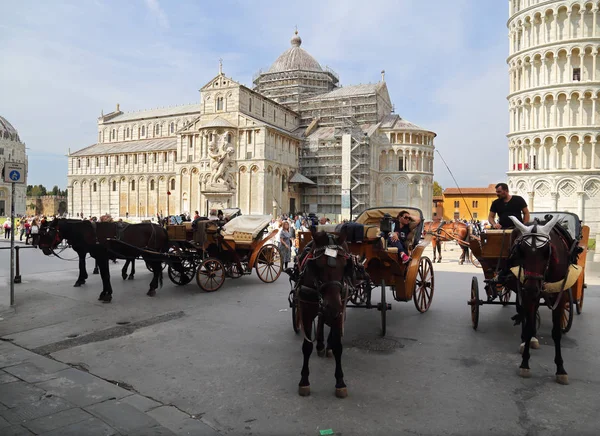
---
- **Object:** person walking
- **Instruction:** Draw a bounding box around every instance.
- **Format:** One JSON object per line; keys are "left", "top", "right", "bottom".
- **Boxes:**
{"left": 30, "top": 219, "right": 39, "bottom": 247}
{"left": 19, "top": 219, "right": 25, "bottom": 241}
{"left": 279, "top": 220, "right": 292, "bottom": 269}
{"left": 3, "top": 220, "right": 11, "bottom": 239}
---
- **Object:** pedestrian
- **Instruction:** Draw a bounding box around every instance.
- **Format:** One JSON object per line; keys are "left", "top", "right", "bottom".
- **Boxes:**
{"left": 279, "top": 220, "right": 292, "bottom": 269}
{"left": 3, "top": 220, "right": 11, "bottom": 239}
{"left": 30, "top": 219, "right": 40, "bottom": 247}
{"left": 19, "top": 219, "right": 25, "bottom": 241}
{"left": 24, "top": 220, "right": 31, "bottom": 244}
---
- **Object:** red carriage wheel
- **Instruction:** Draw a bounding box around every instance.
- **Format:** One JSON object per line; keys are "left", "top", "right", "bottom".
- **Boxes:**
{"left": 255, "top": 244, "right": 282, "bottom": 283}
{"left": 413, "top": 257, "right": 434, "bottom": 313}
{"left": 196, "top": 258, "right": 225, "bottom": 292}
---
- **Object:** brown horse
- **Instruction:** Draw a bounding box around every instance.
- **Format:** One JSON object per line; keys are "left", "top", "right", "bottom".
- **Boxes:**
{"left": 423, "top": 221, "right": 469, "bottom": 263}
{"left": 507, "top": 215, "right": 576, "bottom": 384}
{"left": 38, "top": 219, "right": 175, "bottom": 303}
{"left": 296, "top": 227, "right": 354, "bottom": 398}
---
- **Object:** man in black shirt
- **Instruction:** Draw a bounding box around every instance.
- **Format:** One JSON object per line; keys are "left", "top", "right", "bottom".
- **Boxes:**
{"left": 488, "top": 183, "right": 530, "bottom": 229}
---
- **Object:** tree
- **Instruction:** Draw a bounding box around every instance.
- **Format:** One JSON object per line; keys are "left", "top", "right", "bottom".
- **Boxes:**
{"left": 26, "top": 185, "right": 33, "bottom": 196}
{"left": 433, "top": 181, "right": 443, "bottom": 196}
{"left": 51, "top": 185, "right": 59, "bottom": 195}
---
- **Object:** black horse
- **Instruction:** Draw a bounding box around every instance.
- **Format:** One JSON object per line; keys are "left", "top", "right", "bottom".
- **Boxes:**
{"left": 508, "top": 215, "right": 575, "bottom": 384}
{"left": 296, "top": 228, "right": 355, "bottom": 398}
{"left": 38, "top": 219, "right": 174, "bottom": 303}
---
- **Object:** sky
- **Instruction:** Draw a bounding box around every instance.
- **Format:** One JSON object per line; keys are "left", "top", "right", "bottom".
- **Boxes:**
{"left": 0, "top": 0, "right": 510, "bottom": 191}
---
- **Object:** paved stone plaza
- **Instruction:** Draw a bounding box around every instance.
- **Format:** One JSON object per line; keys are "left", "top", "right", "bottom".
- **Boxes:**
{"left": 0, "top": 245, "right": 599, "bottom": 435}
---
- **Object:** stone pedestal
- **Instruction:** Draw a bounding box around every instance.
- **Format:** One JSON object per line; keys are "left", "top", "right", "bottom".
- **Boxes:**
{"left": 203, "top": 185, "right": 234, "bottom": 212}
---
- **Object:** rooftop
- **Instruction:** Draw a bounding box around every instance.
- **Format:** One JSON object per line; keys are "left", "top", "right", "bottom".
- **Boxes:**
{"left": 379, "top": 114, "right": 433, "bottom": 133}
{"left": 304, "top": 83, "right": 382, "bottom": 101}
{"left": 267, "top": 31, "right": 323, "bottom": 74}
{"left": 443, "top": 184, "right": 497, "bottom": 195}
{"left": 100, "top": 104, "right": 202, "bottom": 124}
{"left": 70, "top": 137, "right": 176, "bottom": 157}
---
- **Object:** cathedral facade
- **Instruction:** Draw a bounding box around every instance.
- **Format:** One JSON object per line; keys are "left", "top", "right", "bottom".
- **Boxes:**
{"left": 68, "top": 33, "right": 436, "bottom": 220}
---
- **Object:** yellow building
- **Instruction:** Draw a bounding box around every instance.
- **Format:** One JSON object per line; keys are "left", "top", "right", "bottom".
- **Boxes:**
{"left": 442, "top": 184, "right": 497, "bottom": 221}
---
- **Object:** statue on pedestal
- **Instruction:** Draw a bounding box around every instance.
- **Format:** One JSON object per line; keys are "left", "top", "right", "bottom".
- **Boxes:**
{"left": 207, "top": 135, "right": 236, "bottom": 191}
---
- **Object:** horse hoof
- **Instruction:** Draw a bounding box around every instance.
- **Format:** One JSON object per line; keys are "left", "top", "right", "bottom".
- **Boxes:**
{"left": 98, "top": 294, "right": 112, "bottom": 303}
{"left": 317, "top": 348, "right": 326, "bottom": 357}
{"left": 326, "top": 349, "right": 334, "bottom": 358}
{"left": 335, "top": 387, "right": 348, "bottom": 398}
{"left": 73, "top": 281, "right": 84, "bottom": 287}
{"left": 147, "top": 289, "right": 156, "bottom": 297}
{"left": 128, "top": 275, "right": 135, "bottom": 280}
{"left": 519, "top": 368, "right": 531, "bottom": 378}
{"left": 531, "top": 337, "right": 540, "bottom": 349}
{"left": 122, "top": 275, "right": 127, "bottom": 280}
{"left": 556, "top": 374, "right": 569, "bottom": 385}
{"left": 298, "top": 386, "right": 310, "bottom": 396}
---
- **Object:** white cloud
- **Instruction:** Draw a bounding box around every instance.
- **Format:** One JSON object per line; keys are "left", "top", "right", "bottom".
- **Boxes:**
{"left": 143, "top": 0, "right": 170, "bottom": 30}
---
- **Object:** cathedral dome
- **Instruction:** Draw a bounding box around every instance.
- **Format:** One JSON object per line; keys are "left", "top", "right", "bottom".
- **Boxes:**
{"left": 0, "top": 116, "right": 20, "bottom": 142}
{"left": 268, "top": 31, "right": 323, "bottom": 73}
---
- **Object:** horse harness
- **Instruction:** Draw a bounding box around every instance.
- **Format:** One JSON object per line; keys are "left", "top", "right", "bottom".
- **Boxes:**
{"left": 509, "top": 223, "right": 575, "bottom": 311}
{"left": 295, "top": 244, "right": 355, "bottom": 341}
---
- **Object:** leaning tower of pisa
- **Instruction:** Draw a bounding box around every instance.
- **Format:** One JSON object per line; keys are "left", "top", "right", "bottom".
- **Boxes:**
{"left": 507, "top": 0, "right": 600, "bottom": 232}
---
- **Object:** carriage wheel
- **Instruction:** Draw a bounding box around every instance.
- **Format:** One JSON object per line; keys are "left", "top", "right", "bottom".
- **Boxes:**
{"left": 378, "top": 280, "right": 387, "bottom": 337}
{"left": 576, "top": 279, "right": 585, "bottom": 315}
{"left": 470, "top": 276, "right": 480, "bottom": 330}
{"left": 167, "top": 256, "right": 196, "bottom": 286}
{"left": 196, "top": 258, "right": 225, "bottom": 292}
{"left": 469, "top": 252, "right": 481, "bottom": 268}
{"left": 255, "top": 244, "right": 282, "bottom": 283}
{"left": 225, "top": 262, "right": 244, "bottom": 279}
{"left": 500, "top": 289, "right": 512, "bottom": 306}
{"left": 413, "top": 257, "right": 434, "bottom": 313}
{"left": 292, "top": 297, "right": 300, "bottom": 334}
{"left": 561, "top": 289, "right": 574, "bottom": 334}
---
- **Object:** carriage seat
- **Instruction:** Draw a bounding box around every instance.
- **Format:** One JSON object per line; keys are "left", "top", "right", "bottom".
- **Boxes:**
{"left": 317, "top": 224, "right": 339, "bottom": 233}
{"left": 223, "top": 231, "right": 254, "bottom": 247}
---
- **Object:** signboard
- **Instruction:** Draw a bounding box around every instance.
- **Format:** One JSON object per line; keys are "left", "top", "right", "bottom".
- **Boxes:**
{"left": 4, "top": 162, "right": 26, "bottom": 184}
{"left": 341, "top": 189, "right": 351, "bottom": 209}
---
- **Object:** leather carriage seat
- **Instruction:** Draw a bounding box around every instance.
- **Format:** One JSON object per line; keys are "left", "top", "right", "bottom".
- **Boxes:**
{"left": 364, "top": 225, "right": 381, "bottom": 240}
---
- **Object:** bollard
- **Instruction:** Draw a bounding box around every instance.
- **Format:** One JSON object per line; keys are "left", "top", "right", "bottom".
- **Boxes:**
{"left": 594, "top": 234, "right": 600, "bottom": 263}
{"left": 14, "top": 245, "right": 21, "bottom": 284}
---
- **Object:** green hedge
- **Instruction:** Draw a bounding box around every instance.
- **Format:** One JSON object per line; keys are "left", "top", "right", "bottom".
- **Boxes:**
{"left": 589, "top": 238, "right": 596, "bottom": 250}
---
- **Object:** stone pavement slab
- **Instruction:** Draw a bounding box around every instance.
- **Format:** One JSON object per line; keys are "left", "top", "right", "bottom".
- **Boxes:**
{"left": 35, "top": 368, "right": 131, "bottom": 407}
{"left": 21, "top": 407, "right": 92, "bottom": 435}
{"left": 3, "top": 356, "right": 70, "bottom": 383}
{"left": 0, "top": 381, "right": 45, "bottom": 408}
{"left": 85, "top": 399, "right": 162, "bottom": 434}
{"left": 0, "top": 370, "right": 19, "bottom": 384}
{"left": 2, "top": 424, "right": 34, "bottom": 435}
{"left": 0, "top": 342, "right": 39, "bottom": 368}
{"left": 39, "top": 416, "right": 117, "bottom": 436}
{"left": 148, "top": 406, "right": 220, "bottom": 436}
{"left": 0, "top": 394, "right": 73, "bottom": 424}
{"left": 121, "top": 393, "right": 162, "bottom": 412}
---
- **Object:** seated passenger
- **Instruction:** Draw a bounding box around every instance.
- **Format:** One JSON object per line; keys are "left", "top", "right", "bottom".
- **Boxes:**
{"left": 384, "top": 210, "right": 412, "bottom": 264}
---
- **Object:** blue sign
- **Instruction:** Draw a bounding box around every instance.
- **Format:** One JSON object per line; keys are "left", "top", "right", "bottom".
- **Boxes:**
{"left": 9, "top": 170, "right": 20, "bottom": 181}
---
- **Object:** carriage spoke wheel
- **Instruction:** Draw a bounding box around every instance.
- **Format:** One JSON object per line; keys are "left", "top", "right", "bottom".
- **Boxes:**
{"left": 378, "top": 281, "right": 387, "bottom": 337}
{"left": 470, "top": 276, "right": 480, "bottom": 330}
{"left": 469, "top": 252, "right": 481, "bottom": 268}
{"left": 255, "top": 245, "right": 282, "bottom": 283}
{"left": 196, "top": 258, "right": 225, "bottom": 292}
{"left": 291, "top": 295, "right": 300, "bottom": 334}
{"left": 561, "top": 289, "right": 574, "bottom": 334}
{"left": 225, "top": 262, "right": 244, "bottom": 279}
{"left": 167, "top": 248, "right": 196, "bottom": 286}
{"left": 413, "top": 257, "right": 434, "bottom": 313}
{"left": 576, "top": 279, "right": 585, "bottom": 315}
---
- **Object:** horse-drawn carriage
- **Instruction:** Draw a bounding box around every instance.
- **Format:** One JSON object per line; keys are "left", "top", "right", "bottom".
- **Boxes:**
{"left": 468, "top": 211, "right": 589, "bottom": 334}
{"left": 165, "top": 211, "right": 282, "bottom": 292}
{"left": 290, "top": 207, "right": 435, "bottom": 336}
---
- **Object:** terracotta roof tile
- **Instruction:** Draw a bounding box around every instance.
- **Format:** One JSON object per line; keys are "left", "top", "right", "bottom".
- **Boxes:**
{"left": 443, "top": 184, "right": 496, "bottom": 195}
